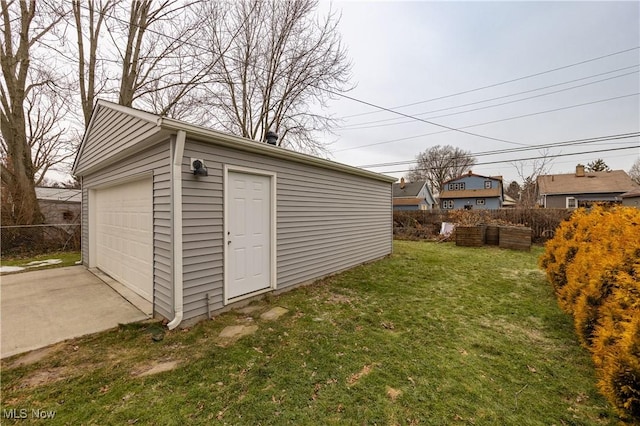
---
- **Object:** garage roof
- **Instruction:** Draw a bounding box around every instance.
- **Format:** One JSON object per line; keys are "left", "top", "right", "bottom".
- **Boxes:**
{"left": 73, "top": 100, "right": 396, "bottom": 183}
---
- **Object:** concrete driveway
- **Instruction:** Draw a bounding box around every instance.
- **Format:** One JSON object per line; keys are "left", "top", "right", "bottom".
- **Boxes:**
{"left": 1, "top": 266, "right": 149, "bottom": 359}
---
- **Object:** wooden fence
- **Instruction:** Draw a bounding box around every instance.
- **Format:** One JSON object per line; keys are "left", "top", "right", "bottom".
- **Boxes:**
{"left": 393, "top": 208, "right": 573, "bottom": 243}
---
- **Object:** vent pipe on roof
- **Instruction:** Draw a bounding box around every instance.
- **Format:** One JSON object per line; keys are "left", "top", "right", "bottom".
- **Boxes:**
{"left": 265, "top": 131, "right": 278, "bottom": 145}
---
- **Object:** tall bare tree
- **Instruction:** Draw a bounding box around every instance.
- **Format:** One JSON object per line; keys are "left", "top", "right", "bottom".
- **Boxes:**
{"left": 406, "top": 145, "right": 476, "bottom": 194}
{"left": 0, "top": 0, "right": 65, "bottom": 226}
{"left": 512, "top": 149, "right": 553, "bottom": 207}
{"left": 629, "top": 158, "right": 640, "bottom": 185}
{"left": 114, "top": 0, "right": 208, "bottom": 114}
{"left": 196, "top": 0, "right": 352, "bottom": 154}
{"left": 73, "top": 0, "right": 114, "bottom": 127}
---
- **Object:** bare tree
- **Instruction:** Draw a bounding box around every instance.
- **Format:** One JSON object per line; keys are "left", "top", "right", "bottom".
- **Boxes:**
{"left": 0, "top": 0, "right": 66, "bottom": 226}
{"left": 512, "top": 149, "right": 553, "bottom": 207}
{"left": 629, "top": 158, "right": 640, "bottom": 185}
{"left": 25, "top": 82, "right": 78, "bottom": 185}
{"left": 113, "top": 0, "right": 209, "bottom": 115}
{"left": 196, "top": 0, "right": 352, "bottom": 154}
{"left": 406, "top": 145, "right": 476, "bottom": 194}
{"left": 72, "top": 0, "right": 115, "bottom": 127}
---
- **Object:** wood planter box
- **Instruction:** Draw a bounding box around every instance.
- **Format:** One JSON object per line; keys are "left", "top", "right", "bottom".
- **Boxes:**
{"left": 485, "top": 225, "right": 500, "bottom": 246}
{"left": 499, "top": 226, "right": 532, "bottom": 251}
{"left": 455, "top": 225, "right": 486, "bottom": 247}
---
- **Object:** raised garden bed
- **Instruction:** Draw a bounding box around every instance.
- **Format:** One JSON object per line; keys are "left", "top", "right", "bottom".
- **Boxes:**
{"left": 455, "top": 225, "right": 486, "bottom": 247}
{"left": 499, "top": 226, "right": 532, "bottom": 251}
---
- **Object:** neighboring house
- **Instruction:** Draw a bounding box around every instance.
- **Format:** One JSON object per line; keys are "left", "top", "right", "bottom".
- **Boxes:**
{"left": 72, "top": 100, "right": 395, "bottom": 328}
{"left": 537, "top": 164, "right": 639, "bottom": 208}
{"left": 439, "top": 171, "right": 504, "bottom": 210}
{"left": 35, "top": 187, "right": 81, "bottom": 224}
{"left": 621, "top": 188, "right": 640, "bottom": 208}
{"left": 392, "top": 178, "right": 437, "bottom": 210}
{"left": 502, "top": 194, "right": 517, "bottom": 208}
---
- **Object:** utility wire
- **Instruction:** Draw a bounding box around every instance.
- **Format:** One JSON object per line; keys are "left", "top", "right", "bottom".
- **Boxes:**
{"left": 333, "top": 93, "right": 640, "bottom": 152}
{"left": 78, "top": 3, "right": 639, "bottom": 151}
{"left": 357, "top": 133, "right": 640, "bottom": 168}
{"left": 340, "top": 46, "right": 640, "bottom": 119}
{"left": 340, "top": 68, "right": 639, "bottom": 131}
{"left": 374, "top": 145, "right": 640, "bottom": 174}
{"left": 325, "top": 89, "right": 529, "bottom": 146}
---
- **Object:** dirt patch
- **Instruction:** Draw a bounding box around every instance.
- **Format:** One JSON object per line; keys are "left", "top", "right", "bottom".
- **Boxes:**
{"left": 386, "top": 386, "right": 402, "bottom": 402}
{"left": 6, "top": 345, "right": 59, "bottom": 369}
{"left": 477, "top": 317, "right": 552, "bottom": 346}
{"left": 326, "top": 293, "right": 353, "bottom": 304}
{"left": 132, "top": 360, "right": 179, "bottom": 377}
{"left": 236, "top": 305, "right": 264, "bottom": 315}
{"left": 347, "top": 364, "right": 376, "bottom": 386}
{"left": 20, "top": 367, "right": 68, "bottom": 388}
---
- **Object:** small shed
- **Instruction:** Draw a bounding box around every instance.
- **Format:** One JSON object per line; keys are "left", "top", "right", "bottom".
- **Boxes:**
{"left": 35, "top": 187, "right": 81, "bottom": 224}
{"left": 72, "top": 100, "right": 395, "bottom": 328}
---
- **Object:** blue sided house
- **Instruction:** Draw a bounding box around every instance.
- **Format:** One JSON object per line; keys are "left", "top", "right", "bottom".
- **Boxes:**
{"left": 439, "top": 172, "right": 504, "bottom": 210}
{"left": 392, "top": 178, "right": 437, "bottom": 211}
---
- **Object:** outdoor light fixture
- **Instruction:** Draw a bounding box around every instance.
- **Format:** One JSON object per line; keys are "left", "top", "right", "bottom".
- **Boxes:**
{"left": 191, "top": 158, "right": 208, "bottom": 176}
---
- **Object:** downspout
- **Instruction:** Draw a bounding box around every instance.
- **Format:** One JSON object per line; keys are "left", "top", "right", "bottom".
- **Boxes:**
{"left": 167, "top": 130, "right": 186, "bottom": 330}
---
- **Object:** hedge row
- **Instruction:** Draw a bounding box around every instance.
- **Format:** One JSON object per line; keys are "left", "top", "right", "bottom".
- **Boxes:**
{"left": 539, "top": 206, "right": 640, "bottom": 421}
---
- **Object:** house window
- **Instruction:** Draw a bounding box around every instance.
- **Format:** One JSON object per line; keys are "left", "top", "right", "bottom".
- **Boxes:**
{"left": 442, "top": 200, "right": 454, "bottom": 209}
{"left": 448, "top": 182, "right": 466, "bottom": 191}
{"left": 566, "top": 197, "right": 577, "bottom": 209}
{"left": 484, "top": 181, "right": 492, "bottom": 189}
{"left": 476, "top": 199, "right": 485, "bottom": 205}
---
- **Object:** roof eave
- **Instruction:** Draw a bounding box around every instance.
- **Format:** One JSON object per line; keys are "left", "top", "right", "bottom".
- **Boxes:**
{"left": 159, "top": 117, "right": 397, "bottom": 184}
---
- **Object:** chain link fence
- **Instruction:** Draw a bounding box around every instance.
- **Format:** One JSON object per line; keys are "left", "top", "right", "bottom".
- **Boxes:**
{"left": 1, "top": 223, "right": 81, "bottom": 256}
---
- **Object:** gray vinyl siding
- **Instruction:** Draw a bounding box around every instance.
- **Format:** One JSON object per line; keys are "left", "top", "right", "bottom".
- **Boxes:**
{"left": 180, "top": 140, "right": 392, "bottom": 322}
{"left": 74, "top": 106, "right": 161, "bottom": 174}
{"left": 80, "top": 142, "right": 173, "bottom": 319}
{"left": 544, "top": 195, "right": 570, "bottom": 208}
{"left": 622, "top": 196, "right": 640, "bottom": 207}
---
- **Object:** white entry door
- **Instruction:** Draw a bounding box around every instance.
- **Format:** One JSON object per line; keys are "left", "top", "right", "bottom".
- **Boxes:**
{"left": 226, "top": 171, "right": 273, "bottom": 300}
{"left": 95, "top": 177, "right": 153, "bottom": 302}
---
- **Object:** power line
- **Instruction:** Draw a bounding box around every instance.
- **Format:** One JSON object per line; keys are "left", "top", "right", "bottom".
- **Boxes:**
{"left": 356, "top": 133, "right": 640, "bottom": 168}
{"left": 79, "top": 4, "right": 639, "bottom": 153}
{"left": 340, "top": 46, "right": 640, "bottom": 119}
{"left": 333, "top": 93, "right": 640, "bottom": 152}
{"left": 373, "top": 145, "right": 640, "bottom": 174}
{"left": 339, "top": 68, "right": 639, "bottom": 131}
{"left": 325, "top": 89, "right": 529, "bottom": 147}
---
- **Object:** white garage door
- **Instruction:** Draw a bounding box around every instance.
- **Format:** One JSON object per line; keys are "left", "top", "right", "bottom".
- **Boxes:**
{"left": 96, "top": 178, "right": 153, "bottom": 302}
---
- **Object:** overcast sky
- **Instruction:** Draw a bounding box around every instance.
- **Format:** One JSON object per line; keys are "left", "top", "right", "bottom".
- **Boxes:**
{"left": 317, "top": 0, "right": 640, "bottom": 183}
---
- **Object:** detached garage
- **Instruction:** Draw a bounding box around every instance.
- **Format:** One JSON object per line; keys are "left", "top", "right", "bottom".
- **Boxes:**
{"left": 73, "top": 100, "right": 394, "bottom": 328}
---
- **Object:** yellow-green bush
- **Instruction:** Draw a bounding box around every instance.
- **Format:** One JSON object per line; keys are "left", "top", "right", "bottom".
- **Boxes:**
{"left": 539, "top": 205, "right": 640, "bottom": 421}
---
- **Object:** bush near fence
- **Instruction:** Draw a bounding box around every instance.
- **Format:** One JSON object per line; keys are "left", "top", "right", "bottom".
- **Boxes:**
{"left": 0, "top": 224, "right": 81, "bottom": 257}
{"left": 393, "top": 208, "right": 572, "bottom": 242}
{"left": 539, "top": 206, "right": 640, "bottom": 421}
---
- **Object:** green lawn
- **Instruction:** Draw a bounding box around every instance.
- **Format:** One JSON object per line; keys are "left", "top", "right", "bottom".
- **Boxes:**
{"left": 0, "top": 251, "right": 81, "bottom": 272}
{"left": 1, "top": 241, "right": 619, "bottom": 424}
